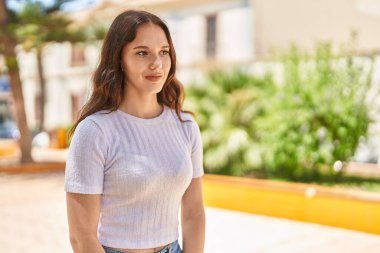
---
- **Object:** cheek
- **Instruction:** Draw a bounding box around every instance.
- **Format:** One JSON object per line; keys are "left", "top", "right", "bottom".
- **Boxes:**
{"left": 125, "top": 61, "right": 143, "bottom": 76}
{"left": 164, "top": 57, "right": 172, "bottom": 73}
{"left": 124, "top": 68, "right": 141, "bottom": 84}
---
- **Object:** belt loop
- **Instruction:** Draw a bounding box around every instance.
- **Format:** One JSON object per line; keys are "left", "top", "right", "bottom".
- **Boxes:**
{"left": 159, "top": 247, "right": 170, "bottom": 253}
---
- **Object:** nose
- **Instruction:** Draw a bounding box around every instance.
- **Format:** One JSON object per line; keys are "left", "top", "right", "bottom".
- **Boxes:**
{"left": 149, "top": 54, "right": 162, "bottom": 70}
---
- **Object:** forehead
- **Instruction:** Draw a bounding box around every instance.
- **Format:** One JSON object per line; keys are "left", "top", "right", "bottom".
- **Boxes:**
{"left": 126, "top": 23, "right": 169, "bottom": 48}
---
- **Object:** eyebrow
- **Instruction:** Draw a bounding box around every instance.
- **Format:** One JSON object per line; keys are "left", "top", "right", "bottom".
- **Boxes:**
{"left": 133, "top": 45, "right": 170, "bottom": 50}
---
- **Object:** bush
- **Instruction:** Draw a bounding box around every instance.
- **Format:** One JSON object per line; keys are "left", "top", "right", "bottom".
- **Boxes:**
{"left": 185, "top": 70, "right": 275, "bottom": 177}
{"left": 184, "top": 42, "right": 375, "bottom": 182}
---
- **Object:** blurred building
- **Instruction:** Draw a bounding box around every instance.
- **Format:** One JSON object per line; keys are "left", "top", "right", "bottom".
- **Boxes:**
{"left": 13, "top": 42, "right": 99, "bottom": 130}
{"left": 1, "top": 0, "right": 380, "bottom": 160}
{"left": 254, "top": 0, "right": 380, "bottom": 56}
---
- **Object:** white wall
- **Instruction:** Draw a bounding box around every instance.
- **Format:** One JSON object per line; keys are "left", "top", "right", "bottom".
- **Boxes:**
{"left": 17, "top": 49, "right": 39, "bottom": 128}
{"left": 253, "top": 0, "right": 380, "bottom": 56}
{"left": 164, "top": 1, "right": 254, "bottom": 84}
{"left": 45, "top": 77, "right": 71, "bottom": 130}
{"left": 170, "top": 15, "right": 206, "bottom": 66}
{"left": 217, "top": 6, "right": 253, "bottom": 62}
{"left": 15, "top": 42, "right": 94, "bottom": 131}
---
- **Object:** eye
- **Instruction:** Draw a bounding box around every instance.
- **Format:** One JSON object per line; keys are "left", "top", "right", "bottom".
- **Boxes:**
{"left": 136, "top": 51, "right": 148, "bottom": 56}
{"left": 160, "top": 50, "right": 170, "bottom": 56}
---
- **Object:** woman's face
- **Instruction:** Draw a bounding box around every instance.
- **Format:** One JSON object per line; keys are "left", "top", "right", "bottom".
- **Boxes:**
{"left": 121, "top": 23, "right": 172, "bottom": 96}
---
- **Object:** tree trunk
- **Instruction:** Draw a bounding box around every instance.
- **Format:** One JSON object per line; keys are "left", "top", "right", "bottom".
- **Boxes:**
{"left": 3, "top": 37, "right": 33, "bottom": 163}
{"left": 1, "top": 0, "right": 33, "bottom": 163}
{"left": 36, "top": 47, "right": 45, "bottom": 131}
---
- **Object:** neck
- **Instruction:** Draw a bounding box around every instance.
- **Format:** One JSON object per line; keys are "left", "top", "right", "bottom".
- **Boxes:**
{"left": 118, "top": 93, "right": 163, "bottom": 119}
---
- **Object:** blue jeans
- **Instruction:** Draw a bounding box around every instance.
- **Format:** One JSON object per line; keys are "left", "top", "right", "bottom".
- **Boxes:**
{"left": 102, "top": 240, "right": 182, "bottom": 253}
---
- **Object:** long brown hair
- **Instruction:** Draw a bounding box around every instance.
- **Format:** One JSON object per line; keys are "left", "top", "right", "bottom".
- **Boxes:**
{"left": 69, "top": 10, "right": 193, "bottom": 138}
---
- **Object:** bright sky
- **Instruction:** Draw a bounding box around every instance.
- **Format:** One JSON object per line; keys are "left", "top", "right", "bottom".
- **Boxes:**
{"left": 7, "top": 0, "right": 100, "bottom": 12}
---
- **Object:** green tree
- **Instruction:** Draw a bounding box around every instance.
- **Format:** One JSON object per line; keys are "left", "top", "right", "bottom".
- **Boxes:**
{"left": 0, "top": 0, "right": 87, "bottom": 162}
{"left": 15, "top": 0, "right": 86, "bottom": 131}
{"left": 0, "top": 0, "right": 33, "bottom": 163}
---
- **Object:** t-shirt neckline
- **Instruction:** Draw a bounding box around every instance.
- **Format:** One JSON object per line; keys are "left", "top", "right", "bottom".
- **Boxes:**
{"left": 116, "top": 104, "right": 168, "bottom": 125}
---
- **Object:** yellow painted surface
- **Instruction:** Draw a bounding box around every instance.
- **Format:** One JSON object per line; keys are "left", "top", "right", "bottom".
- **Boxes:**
{"left": 0, "top": 162, "right": 65, "bottom": 174}
{"left": 202, "top": 174, "right": 380, "bottom": 235}
{"left": 0, "top": 140, "right": 19, "bottom": 157}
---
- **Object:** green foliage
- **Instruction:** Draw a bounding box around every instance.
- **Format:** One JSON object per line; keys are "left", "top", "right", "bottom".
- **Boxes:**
{"left": 184, "top": 69, "right": 276, "bottom": 177}
{"left": 5, "top": 0, "right": 86, "bottom": 50}
{"left": 185, "top": 42, "right": 375, "bottom": 182}
{"left": 85, "top": 22, "right": 109, "bottom": 41}
{"left": 258, "top": 42, "right": 373, "bottom": 181}
{"left": 5, "top": 55, "right": 19, "bottom": 70}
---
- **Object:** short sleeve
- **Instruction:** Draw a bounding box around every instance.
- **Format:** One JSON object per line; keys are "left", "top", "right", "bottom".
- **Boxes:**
{"left": 189, "top": 122, "right": 204, "bottom": 178}
{"left": 64, "top": 118, "right": 107, "bottom": 194}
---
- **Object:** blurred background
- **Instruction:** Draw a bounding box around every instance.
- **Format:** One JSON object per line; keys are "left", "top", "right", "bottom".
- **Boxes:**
{"left": 1, "top": 0, "right": 380, "bottom": 252}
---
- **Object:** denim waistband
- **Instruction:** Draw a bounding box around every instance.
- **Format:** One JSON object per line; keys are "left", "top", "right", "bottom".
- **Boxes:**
{"left": 102, "top": 240, "right": 179, "bottom": 253}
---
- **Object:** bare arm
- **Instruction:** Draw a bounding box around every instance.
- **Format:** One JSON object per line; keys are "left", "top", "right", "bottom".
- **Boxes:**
{"left": 66, "top": 193, "right": 105, "bottom": 253}
{"left": 181, "top": 177, "right": 206, "bottom": 253}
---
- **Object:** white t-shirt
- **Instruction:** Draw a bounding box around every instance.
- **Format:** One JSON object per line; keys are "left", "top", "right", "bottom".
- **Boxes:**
{"left": 64, "top": 105, "right": 204, "bottom": 249}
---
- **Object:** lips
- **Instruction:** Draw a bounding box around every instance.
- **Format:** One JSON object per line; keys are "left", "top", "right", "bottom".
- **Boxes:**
{"left": 145, "top": 75, "right": 163, "bottom": 82}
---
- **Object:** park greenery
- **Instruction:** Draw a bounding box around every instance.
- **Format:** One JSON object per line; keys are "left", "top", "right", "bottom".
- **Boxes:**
{"left": 0, "top": 0, "right": 91, "bottom": 162}
{"left": 185, "top": 41, "right": 377, "bottom": 183}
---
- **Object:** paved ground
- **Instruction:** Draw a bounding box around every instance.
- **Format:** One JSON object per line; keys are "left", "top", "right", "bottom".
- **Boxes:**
{"left": 1, "top": 171, "right": 380, "bottom": 253}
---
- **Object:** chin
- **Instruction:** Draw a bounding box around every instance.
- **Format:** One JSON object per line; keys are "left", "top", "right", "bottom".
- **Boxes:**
{"left": 146, "top": 85, "right": 164, "bottom": 94}
{"left": 155, "top": 86, "right": 164, "bottom": 94}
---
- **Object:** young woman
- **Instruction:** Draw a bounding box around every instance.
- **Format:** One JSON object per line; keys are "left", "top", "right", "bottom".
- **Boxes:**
{"left": 64, "top": 10, "right": 205, "bottom": 253}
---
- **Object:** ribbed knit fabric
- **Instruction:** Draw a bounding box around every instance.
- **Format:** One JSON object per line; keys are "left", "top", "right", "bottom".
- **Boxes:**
{"left": 64, "top": 104, "right": 204, "bottom": 249}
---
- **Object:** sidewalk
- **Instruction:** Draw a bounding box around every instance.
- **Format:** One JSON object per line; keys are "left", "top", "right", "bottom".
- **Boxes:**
{"left": 0, "top": 171, "right": 379, "bottom": 253}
